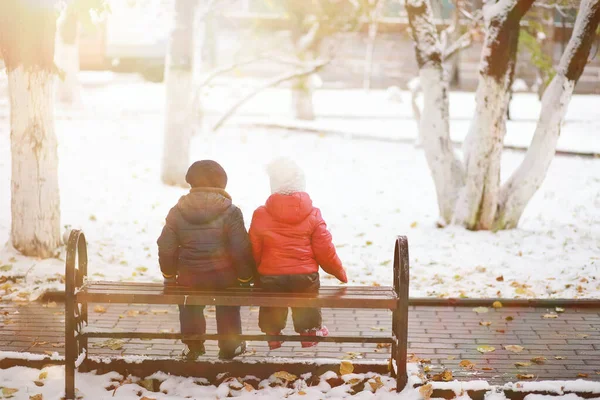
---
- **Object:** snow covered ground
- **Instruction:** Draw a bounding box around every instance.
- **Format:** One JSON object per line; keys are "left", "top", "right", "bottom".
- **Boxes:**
{"left": 0, "top": 362, "right": 598, "bottom": 400}
{"left": 0, "top": 74, "right": 599, "bottom": 300}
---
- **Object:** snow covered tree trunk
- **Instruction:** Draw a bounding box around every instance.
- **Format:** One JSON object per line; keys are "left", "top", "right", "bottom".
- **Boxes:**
{"left": 292, "top": 77, "right": 316, "bottom": 120}
{"left": 453, "top": 0, "right": 534, "bottom": 230}
{"left": 55, "top": 7, "right": 81, "bottom": 105}
{"left": 406, "top": 0, "right": 465, "bottom": 225}
{"left": 0, "top": 1, "right": 61, "bottom": 258}
{"left": 290, "top": 19, "right": 320, "bottom": 121}
{"left": 162, "top": 0, "right": 198, "bottom": 186}
{"left": 494, "top": 0, "right": 600, "bottom": 229}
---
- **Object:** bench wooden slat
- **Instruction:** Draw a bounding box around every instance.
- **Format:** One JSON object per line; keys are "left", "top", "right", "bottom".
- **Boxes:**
{"left": 83, "top": 331, "right": 394, "bottom": 343}
{"left": 78, "top": 291, "right": 398, "bottom": 309}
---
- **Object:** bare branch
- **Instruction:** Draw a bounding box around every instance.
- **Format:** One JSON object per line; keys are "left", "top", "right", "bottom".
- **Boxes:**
{"left": 443, "top": 30, "right": 473, "bottom": 60}
{"left": 196, "top": 55, "right": 265, "bottom": 90}
{"left": 212, "top": 59, "right": 332, "bottom": 131}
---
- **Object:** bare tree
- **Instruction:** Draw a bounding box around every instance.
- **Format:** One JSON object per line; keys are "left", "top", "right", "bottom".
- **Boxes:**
{"left": 406, "top": 0, "right": 600, "bottom": 230}
{"left": 0, "top": 0, "right": 61, "bottom": 257}
{"left": 162, "top": 0, "right": 199, "bottom": 187}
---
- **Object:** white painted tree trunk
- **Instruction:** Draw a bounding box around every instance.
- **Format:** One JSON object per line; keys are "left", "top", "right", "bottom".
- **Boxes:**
{"left": 55, "top": 37, "right": 81, "bottom": 105}
{"left": 495, "top": 0, "right": 600, "bottom": 229}
{"left": 161, "top": 0, "right": 197, "bottom": 187}
{"left": 453, "top": 75, "right": 510, "bottom": 229}
{"left": 419, "top": 68, "right": 464, "bottom": 224}
{"left": 8, "top": 67, "right": 61, "bottom": 258}
{"left": 405, "top": 0, "right": 465, "bottom": 225}
{"left": 292, "top": 79, "right": 315, "bottom": 120}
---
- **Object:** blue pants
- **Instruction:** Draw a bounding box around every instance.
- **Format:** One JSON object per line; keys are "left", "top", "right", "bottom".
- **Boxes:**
{"left": 179, "top": 304, "right": 242, "bottom": 352}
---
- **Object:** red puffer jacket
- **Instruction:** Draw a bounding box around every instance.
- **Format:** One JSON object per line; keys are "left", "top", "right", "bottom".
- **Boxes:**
{"left": 249, "top": 192, "right": 347, "bottom": 282}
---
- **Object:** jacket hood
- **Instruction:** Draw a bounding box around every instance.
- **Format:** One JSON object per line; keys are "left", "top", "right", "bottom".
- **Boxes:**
{"left": 177, "top": 188, "right": 232, "bottom": 224}
{"left": 265, "top": 192, "right": 313, "bottom": 224}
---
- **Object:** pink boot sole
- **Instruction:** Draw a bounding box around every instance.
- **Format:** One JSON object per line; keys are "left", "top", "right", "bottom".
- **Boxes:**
{"left": 266, "top": 332, "right": 283, "bottom": 350}
{"left": 300, "top": 326, "right": 329, "bottom": 348}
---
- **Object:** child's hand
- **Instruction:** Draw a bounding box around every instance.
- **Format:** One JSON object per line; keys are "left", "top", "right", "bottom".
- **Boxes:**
{"left": 163, "top": 277, "right": 177, "bottom": 286}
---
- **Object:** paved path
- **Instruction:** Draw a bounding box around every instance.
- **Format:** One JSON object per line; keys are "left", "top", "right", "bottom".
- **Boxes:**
{"left": 0, "top": 301, "right": 599, "bottom": 384}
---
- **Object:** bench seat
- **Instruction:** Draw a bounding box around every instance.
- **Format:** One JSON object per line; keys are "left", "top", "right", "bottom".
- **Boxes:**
{"left": 79, "top": 281, "right": 399, "bottom": 309}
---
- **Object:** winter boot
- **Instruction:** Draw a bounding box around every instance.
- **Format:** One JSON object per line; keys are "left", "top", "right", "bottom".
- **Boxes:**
{"left": 181, "top": 343, "right": 206, "bottom": 361}
{"left": 300, "top": 326, "right": 329, "bottom": 348}
{"left": 218, "top": 341, "right": 247, "bottom": 360}
{"left": 266, "top": 332, "right": 283, "bottom": 350}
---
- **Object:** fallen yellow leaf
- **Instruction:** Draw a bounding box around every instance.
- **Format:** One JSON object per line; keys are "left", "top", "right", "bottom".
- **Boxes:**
{"left": 515, "top": 362, "right": 531, "bottom": 367}
{"left": 492, "top": 301, "right": 503, "bottom": 308}
{"left": 477, "top": 345, "right": 495, "bottom": 353}
{"left": 410, "top": 221, "right": 418, "bottom": 228}
{"left": 368, "top": 376, "right": 384, "bottom": 391}
{"left": 578, "top": 373, "right": 588, "bottom": 378}
{"left": 517, "top": 374, "right": 535, "bottom": 379}
{"left": 2, "top": 388, "right": 18, "bottom": 396}
{"left": 543, "top": 314, "right": 558, "bottom": 319}
{"left": 431, "top": 369, "right": 453, "bottom": 382}
{"left": 272, "top": 371, "right": 297, "bottom": 381}
{"left": 340, "top": 360, "right": 354, "bottom": 375}
{"left": 298, "top": 390, "right": 306, "bottom": 395}
{"left": 473, "top": 307, "right": 489, "bottom": 314}
{"left": 29, "top": 394, "right": 43, "bottom": 400}
{"left": 419, "top": 383, "right": 433, "bottom": 400}
{"left": 555, "top": 307, "right": 565, "bottom": 313}
{"left": 459, "top": 360, "right": 476, "bottom": 369}
{"left": 505, "top": 345, "right": 524, "bottom": 353}
{"left": 243, "top": 382, "right": 254, "bottom": 391}
{"left": 479, "top": 321, "right": 492, "bottom": 327}
{"left": 531, "top": 356, "right": 547, "bottom": 365}
{"left": 93, "top": 305, "right": 106, "bottom": 313}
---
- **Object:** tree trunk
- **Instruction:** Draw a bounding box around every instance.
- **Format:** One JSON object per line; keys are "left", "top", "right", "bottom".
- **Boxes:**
{"left": 162, "top": 0, "right": 198, "bottom": 187}
{"left": 55, "top": 8, "right": 80, "bottom": 105}
{"left": 448, "top": 0, "right": 461, "bottom": 86}
{"left": 0, "top": 1, "right": 61, "bottom": 258}
{"left": 292, "top": 77, "right": 316, "bottom": 120}
{"left": 494, "top": 0, "right": 600, "bottom": 229}
{"left": 406, "top": 0, "right": 464, "bottom": 225}
{"left": 453, "top": 0, "right": 534, "bottom": 230}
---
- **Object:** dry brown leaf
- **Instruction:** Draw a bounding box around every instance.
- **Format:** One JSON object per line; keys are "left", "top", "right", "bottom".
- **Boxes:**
{"left": 369, "top": 376, "right": 384, "bottom": 391}
{"left": 298, "top": 390, "right": 307, "bottom": 395}
{"left": 480, "top": 321, "right": 492, "bottom": 327}
{"left": 151, "top": 309, "right": 169, "bottom": 314}
{"left": 33, "top": 381, "right": 44, "bottom": 387}
{"left": 29, "top": 395, "right": 43, "bottom": 400}
{"left": 543, "top": 313, "right": 558, "bottom": 319}
{"left": 505, "top": 345, "right": 525, "bottom": 353}
{"left": 419, "top": 383, "right": 433, "bottom": 400}
{"left": 93, "top": 305, "right": 106, "bottom": 313}
{"left": 477, "top": 345, "right": 495, "bottom": 353}
{"left": 554, "top": 356, "right": 566, "bottom": 360}
{"left": 531, "top": 356, "right": 547, "bottom": 365}
{"left": 432, "top": 369, "right": 453, "bottom": 382}
{"left": 2, "top": 388, "right": 18, "bottom": 396}
{"left": 140, "top": 397, "right": 157, "bottom": 400}
{"left": 516, "top": 374, "right": 535, "bottom": 380}
{"left": 243, "top": 383, "right": 254, "bottom": 392}
{"left": 481, "top": 367, "right": 494, "bottom": 371}
{"left": 496, "top": 276, "right": 504, "bottom": 282}
{"left": 126, "top": 310, "right": 139, "bottom": 317}
{"left": 505, "top": 316, "right": 514, "bottom": 321}
{"left": 473, "top": 307, "right": 489, "bottom": 314}
{"left": 492, "top": 301, "right": 503, "bottom": 308}
{"left": 272, "top": 371, "right": 297, "bottom": 381}
{"left": 376, "top": 343, "right": 391, "bottom": 349}
{"left": 459, "top": 360, "right": 476, "bottom": 370}
{"left": 578, "top": 373, "right": 589, "bottom": 378}
{"left": 515, "top": 362, "right": 531, "bottom": 368}
{"left": 340, "top": 360, "right": 354, "bottom": 375}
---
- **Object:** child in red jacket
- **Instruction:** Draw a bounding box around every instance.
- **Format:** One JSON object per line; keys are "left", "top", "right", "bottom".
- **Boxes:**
{"left": 249, "top": 157, "right": 347, "bottom": 350}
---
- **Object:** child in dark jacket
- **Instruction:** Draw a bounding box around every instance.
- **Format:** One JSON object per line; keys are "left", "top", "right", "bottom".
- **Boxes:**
{"left": 157, "top": 160, "right": 255, "bottom": 360}
{"left": 249, "top": 157, "right": 347, "bottom": 350}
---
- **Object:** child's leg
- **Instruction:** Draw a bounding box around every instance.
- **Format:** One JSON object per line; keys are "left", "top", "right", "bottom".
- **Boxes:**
{"left": 258, "top": 306, "right": 289, "bottom": 333}
{"left": 287, "top": 273, "right": 327, "bottom": 347}
{"left": 291, "top": 307, "right": 323, "bottom": 333}
{"left": 178, "top": 305, "right": 206, "bottom": 350}
{"left": 215, "top": 306, "right": 242, "bottom": 353}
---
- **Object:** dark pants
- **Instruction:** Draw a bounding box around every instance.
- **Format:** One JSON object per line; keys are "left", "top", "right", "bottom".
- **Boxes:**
{"left": 177, "top": 272, "right": 242, "bottom": 352}
{"left": 178, "top": 304, "right": 242, "bottom": 352}
{"left": 258, "top": 273, "right": 322, "bottom": 333}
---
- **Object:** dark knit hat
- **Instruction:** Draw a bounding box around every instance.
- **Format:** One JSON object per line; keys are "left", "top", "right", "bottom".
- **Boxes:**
{"left": 185, "top": 160, "right": 228, "bottom": 189}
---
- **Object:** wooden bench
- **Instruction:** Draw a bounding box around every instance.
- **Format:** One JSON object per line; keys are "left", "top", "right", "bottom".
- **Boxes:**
{"left": 64, "top": 229, "right": 410, "bottom": 399}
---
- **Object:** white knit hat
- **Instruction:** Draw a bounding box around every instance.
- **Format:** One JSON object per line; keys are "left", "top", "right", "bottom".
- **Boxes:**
{"left": 266, "top": 157, "right": 306, "bottom": 195}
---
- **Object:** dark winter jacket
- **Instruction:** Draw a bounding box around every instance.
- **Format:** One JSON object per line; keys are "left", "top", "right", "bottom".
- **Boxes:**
{"left": 157, "top": 187, "right": 255, "bottom": 287}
